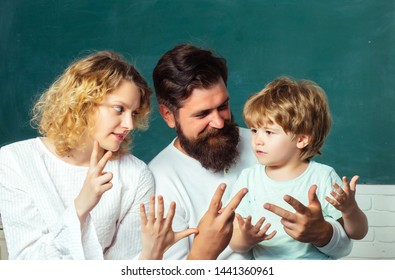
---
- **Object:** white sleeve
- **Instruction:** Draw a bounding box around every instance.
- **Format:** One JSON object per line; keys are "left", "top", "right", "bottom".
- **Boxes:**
{"left": 0, "top": 164, "right": 91, "bottom": 259}
{"left": 103, "top": 166, "right": 154, "bottom": 259}
{"left": 315, "top": 218, "right": 353, "bottom": 259}
{"left": 150, "top": 165, "right": 191, "bottom": 260}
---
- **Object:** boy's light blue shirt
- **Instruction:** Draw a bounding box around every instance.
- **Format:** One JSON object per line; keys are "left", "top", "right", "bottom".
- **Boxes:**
{"left": 232, "top": 161, "right": 343, "bottom": 260}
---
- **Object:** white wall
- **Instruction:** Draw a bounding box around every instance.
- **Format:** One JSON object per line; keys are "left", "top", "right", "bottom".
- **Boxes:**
{"left": 343, "top": 185, "right": 395, "bottom": 259}
{"left": 0, "top": 217, "right": 7, "bottom": 260}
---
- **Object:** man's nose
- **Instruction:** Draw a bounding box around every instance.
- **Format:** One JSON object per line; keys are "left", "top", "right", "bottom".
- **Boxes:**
{"left": 209, "top": 110, "right": 225, "bottom": 129}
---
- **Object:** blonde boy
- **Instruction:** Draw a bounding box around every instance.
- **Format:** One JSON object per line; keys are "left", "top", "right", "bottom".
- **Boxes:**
{"left": 230, "top": 77, "right": 367, "bottom": 259}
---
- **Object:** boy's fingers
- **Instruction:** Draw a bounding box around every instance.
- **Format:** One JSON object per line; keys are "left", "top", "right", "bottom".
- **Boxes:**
{"left": 349, "top": 175, "right": 359, "bottom": 191}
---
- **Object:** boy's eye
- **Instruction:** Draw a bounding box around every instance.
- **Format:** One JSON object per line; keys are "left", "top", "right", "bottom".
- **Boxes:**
{"left": 251, "top": 128, "right": 257, "bottom": 133}
{"left": 266, "top": 130, "right": 273, "bottom": 135}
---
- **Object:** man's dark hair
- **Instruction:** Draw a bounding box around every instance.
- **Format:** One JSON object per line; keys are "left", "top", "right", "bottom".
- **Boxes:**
{"left": 152, "top": 44, "right": 228, "bottom": 111}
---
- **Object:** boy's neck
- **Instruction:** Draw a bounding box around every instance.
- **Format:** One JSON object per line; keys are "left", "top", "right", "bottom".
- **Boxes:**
{"left": 265, "top": 160, "right": 310, "bottom": 182}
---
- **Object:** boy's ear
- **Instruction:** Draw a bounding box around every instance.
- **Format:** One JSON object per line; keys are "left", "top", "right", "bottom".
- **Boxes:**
{"left": 158, "top": 104, "right": 176, "bottom": 128}
{"left": 296, "top": 134, "right": 310, "bottom": 149}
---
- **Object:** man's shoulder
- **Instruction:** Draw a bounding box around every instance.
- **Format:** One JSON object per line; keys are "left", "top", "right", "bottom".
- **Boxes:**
{"left": 148, "top": 141, "right": 176, "bottom": 169}
{"left": 238, "top": 126, "right": 251, "bottom": 139}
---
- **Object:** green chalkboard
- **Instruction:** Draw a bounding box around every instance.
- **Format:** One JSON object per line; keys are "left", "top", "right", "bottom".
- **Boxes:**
{"left": 1, "top": 0, "right": 394, "bottom": 184}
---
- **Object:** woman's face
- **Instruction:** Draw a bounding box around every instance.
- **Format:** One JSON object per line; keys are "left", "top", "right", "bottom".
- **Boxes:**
{"left": 91, "top": 80, "right": 141, "bottom": 152}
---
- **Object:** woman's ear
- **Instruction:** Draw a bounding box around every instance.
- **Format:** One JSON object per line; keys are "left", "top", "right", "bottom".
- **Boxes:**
{"left": 296, "top": 134, "right": 310, "bottom": 149}
{"left": 158, "top": 104, "right": 176, "bottom": 128}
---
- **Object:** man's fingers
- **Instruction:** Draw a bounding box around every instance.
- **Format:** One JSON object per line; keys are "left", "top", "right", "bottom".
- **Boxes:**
{"left": 307, "top": 185, "right": 321, "bottom": 209}
{"left": 284, "top": 194, "right": 307, "bottom": 214}
{"left": 222, "top": 188, "right": 248, "bottom": 217}
{"left": 264, "top": 202, "right": 296, "bottom": 222}
{"left": 208, "top": 183, "right": 227, "bottom": 214}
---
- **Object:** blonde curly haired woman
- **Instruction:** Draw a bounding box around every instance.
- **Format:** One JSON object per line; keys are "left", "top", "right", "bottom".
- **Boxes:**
{"left": 0, "top": 51, "right": 195, "bottom": 260}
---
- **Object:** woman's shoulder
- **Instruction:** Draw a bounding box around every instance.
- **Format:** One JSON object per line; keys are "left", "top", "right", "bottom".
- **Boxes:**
{"left": 0, "top": 138, "right": 40, "bottom": 159}
{"left": 118, "top": 153, "right": 149, "bottom": 170}
{"left": 115, "top": 153, "right": 154, "bottom": 191}
{"left": 116, "top": 153, "right": 153, "bottom": 179}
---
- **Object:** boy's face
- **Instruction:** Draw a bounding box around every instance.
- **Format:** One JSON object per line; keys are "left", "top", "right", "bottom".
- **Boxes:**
{"left": 250, "top": 122, "right": 303, "bottom": 168}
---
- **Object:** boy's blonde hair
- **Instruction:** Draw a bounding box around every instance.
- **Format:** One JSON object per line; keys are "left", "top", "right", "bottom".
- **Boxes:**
{"left": 31, "top": 51, "right": 152, "bottom": 158}
{"left": 243, "top": 76, "right": 332, "bottom": 160}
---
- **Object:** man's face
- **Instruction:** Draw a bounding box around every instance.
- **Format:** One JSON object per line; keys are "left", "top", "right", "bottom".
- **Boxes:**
{"left": 173, "top": 79, "right": 240, "bottom": 172}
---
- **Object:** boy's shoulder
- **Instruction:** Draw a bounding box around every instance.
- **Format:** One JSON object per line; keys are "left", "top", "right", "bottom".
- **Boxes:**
{"left": 309, "top": 160, "right": 336, "bottom": 174}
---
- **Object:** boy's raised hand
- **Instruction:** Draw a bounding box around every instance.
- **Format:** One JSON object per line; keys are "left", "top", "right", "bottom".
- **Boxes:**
{"left": 326, "top": 176, "right": 359, "bottom": 214}
{"left": 231, "top": 214, "right": 276, "bottom": 253}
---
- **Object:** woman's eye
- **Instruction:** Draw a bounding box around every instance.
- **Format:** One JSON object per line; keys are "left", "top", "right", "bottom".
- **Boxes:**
{"left": 113, "top": 106, "right": 123, "bottom": 113}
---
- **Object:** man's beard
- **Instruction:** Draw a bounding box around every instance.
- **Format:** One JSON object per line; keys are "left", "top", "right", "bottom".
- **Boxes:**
{"left": 176, "top": 117, "right": 240, "bottom": 173}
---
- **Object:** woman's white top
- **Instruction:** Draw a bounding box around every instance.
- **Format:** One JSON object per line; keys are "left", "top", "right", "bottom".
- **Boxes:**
{"left": 0, "top": 138, "right": 154, "bottom": 259}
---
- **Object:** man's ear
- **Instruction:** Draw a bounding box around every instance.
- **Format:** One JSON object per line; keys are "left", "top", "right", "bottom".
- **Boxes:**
{"left": 296, "top": 134, "right": 310, "bottom": 149}
{"left": 158, "top": 104, "right": 176, "bottom": 128}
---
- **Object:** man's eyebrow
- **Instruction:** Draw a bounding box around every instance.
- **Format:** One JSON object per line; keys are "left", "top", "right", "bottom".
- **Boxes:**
{"left": 219, "top": 98, "right": 230, "bottom": 106}
{"left": 192, "top": 98, "right": 230, "bottom": 117}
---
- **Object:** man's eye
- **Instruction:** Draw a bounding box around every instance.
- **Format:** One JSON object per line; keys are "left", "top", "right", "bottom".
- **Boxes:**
{"left": 195, "top": 112, "right": 208, "bottom": 118}
{"left": 218, "top": 103, "right": 229, "bottom": 111}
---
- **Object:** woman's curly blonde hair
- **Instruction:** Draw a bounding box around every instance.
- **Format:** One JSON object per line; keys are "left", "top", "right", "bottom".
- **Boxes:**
{"left": 31, "top": 50, "right": 152, "bottom": 158}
